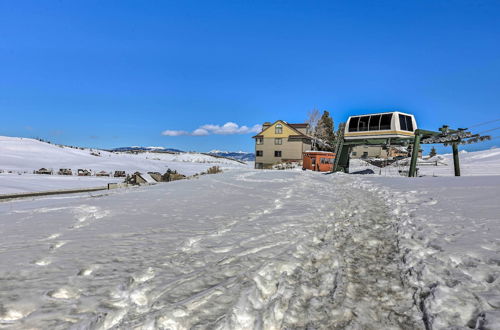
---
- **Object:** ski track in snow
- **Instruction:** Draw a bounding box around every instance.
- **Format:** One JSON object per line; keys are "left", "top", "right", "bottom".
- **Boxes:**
{"left": 0, "top": 170, "right": 499, "bottom": 329}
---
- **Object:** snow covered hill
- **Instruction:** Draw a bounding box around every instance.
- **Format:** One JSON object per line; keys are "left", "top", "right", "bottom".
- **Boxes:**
{"left": 0, "top": 136, "right": 247, "bottom": 193}
{"left": 0, "top": 136, "right": 245, "bottom": 175}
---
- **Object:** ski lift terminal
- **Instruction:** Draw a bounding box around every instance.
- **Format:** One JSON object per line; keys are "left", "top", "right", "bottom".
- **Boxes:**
{"left": 332, "top": 111, "right": 491, "bottom": 177}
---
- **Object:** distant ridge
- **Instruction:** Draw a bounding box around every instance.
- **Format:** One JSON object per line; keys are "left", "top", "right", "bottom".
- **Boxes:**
{"left": 109, "top": 146, "right": 184, "bottom": 153}
{"left": 107, "top": 147, "right": 254, "bottom": 161}
{"left": 208, "top": 150, "right": 255, "bottom": 161}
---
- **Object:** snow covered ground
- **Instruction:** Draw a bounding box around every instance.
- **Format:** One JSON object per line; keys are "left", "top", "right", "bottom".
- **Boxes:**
{"left": 0, "top": 173, "right": 122, "bottom": 195}
{"left": 364, "top": 175, "right": 500, "bottom": 329}
{"left": 350, "top": 147, "right": 500, "bottom": 177}
{"left": 0, "top": 136, "right": 247, "bottom": 194}
{"left": 1, "top": 165, "right": 499, "bottom": 329}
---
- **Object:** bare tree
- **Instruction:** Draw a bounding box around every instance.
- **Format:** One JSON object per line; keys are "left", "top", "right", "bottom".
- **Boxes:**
{"left": 306, "top": 108, "right": 321, "bottom": 136}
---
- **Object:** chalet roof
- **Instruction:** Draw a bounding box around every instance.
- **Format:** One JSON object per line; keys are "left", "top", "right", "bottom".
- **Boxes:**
{"left": 252, "top": 120, "right": 310, "bottom": 138}
{"left": 289, "top": 134, "right": 312, "bottom": 140}
{"left": 288, "top": 123, "right": 308, "bottom": 128}
{"left": 304, "top": 150, "right": 335, "bottom": 154}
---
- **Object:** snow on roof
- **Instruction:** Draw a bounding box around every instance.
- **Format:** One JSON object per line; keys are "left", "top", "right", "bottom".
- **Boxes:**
{"left": 304, "top": 150, "right": 335, "bottom": 154}
{"left": 138, "top": 173, "right": 157, "bottom": 183}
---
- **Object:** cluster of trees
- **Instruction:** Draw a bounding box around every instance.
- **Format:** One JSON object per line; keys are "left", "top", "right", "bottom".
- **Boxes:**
{"left": 306, "top": 109, "right": 337, "bottom": 151}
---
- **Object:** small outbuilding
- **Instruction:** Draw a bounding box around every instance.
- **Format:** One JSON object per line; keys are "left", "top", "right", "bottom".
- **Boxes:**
{"left": 78, "top": 169, "right": 92, "bottom": 176}
{"left": 302, "top": 151, "right": 336, "bottom": 172}
{"left": 96, "top": 171, "right": 110, "bottom": 177}
{"left": 132, "top": 172, "right": 157, "bottom": 185}
{"left": 114, "top": 171, "right": 126, "bottom": 177}
{"left": 35, "top": 168, "right": 53, "bottom": 175}
{"left": 147, "top": 172, "right": 163, "bottom": 182}
{"left": 58, "top": 168, "right": 73, "bottom": 175}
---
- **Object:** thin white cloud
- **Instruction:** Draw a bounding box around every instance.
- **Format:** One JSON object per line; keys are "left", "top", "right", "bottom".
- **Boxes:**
{"left": 192, "top": 128, "right": 209, "bottom": 136}
{"left": 161, "top": 130, "right": 190, "bottom": 136}
{"left": 161, "top": 122, "right": 261, "bottom": 136}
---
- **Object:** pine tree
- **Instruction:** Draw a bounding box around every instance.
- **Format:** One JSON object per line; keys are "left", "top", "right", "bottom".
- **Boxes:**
{"left": 315, "top": 111, "right": 335, "bottom": 151}
{"left": 429, "top": 147, "right": 437, "bottom": 158}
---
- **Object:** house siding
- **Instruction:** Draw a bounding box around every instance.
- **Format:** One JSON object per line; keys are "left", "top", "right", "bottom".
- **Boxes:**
{"left": 254, "top": 121, "right": 311, "bottom": 169}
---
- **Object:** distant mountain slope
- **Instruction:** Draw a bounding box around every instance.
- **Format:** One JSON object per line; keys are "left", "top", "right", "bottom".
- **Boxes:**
{"left": 109, "top": 146, "right": 184, "bottom": 153}
{"left": 0, "top": 136, "right": 245, "bottom": 176}
{"left": 208, "top": 150, "right": 255, "bottom": 161}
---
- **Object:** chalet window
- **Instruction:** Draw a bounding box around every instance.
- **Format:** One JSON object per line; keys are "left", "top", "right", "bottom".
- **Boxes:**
{"left": 380, "top": 114, "right": 393, "bottom": 130}
{"left": 256, "top": 150, "right": 263, "bottom": 157}
{"left": 274, "top": 138, "right": 282, "bottom": 145}
{"left": 256, "top": 138, "right": 263, "bottom": 145}
{"left": 255, "top": 163, "right": 263, "bottom": 169}
{"left": 352, "top": 151, "right": 357, "bottom": 156}
{"left": 275, "top": 124, "right": 283, "bottom": 134}
{"left": 274, "top": 150, "right": 282, "bottom": 157}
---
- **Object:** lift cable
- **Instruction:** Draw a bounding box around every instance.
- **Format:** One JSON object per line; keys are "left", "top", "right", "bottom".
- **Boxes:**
{"left": 485, "top": 135, "right": 500, "bottom": 141}
{"left": 477, "top": 126, "right": 500, "bottom": 135}
{"left": 467, "top": 118, "right": 500, "bottom": 129}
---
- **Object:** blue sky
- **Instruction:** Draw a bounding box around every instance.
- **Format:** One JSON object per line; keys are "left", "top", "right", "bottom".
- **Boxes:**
{"left": 1, "top": 0, "right": 499, "bottom": 153}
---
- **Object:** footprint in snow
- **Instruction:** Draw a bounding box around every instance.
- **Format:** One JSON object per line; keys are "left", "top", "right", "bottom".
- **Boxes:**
{"left": 49, "top": 241, "right": 67, "bottom": 251}
{"left": 41, "top": 233, "right": 61, "bottom": 241}
{"left": 77, "top": 265, "right": 99, "bottom": 276}
{"left": 33, "top": 257, "right": 52, "bottom": 266}
{"left": 47, "top": 287, "right": 80, "bottom": 300}
{"left": 0, "top": 305, "right": 34, "bottom": 322}
{"left": 131, "top": 267, "right": 155, "bottom": 284}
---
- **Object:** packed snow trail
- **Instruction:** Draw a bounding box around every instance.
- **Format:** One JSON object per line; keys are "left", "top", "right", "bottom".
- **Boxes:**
{"left": 0, "top": 170, "right": 432, "bottom": 329}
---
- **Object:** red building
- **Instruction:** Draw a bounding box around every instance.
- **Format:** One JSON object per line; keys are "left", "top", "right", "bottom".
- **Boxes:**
{"left": 302, "top": 151, "right": 336, "bottom": 172}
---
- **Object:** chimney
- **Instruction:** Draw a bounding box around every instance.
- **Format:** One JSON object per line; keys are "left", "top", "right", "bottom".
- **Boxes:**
{"left": 262, "top": 122, "right": 272, "bottom": 130}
